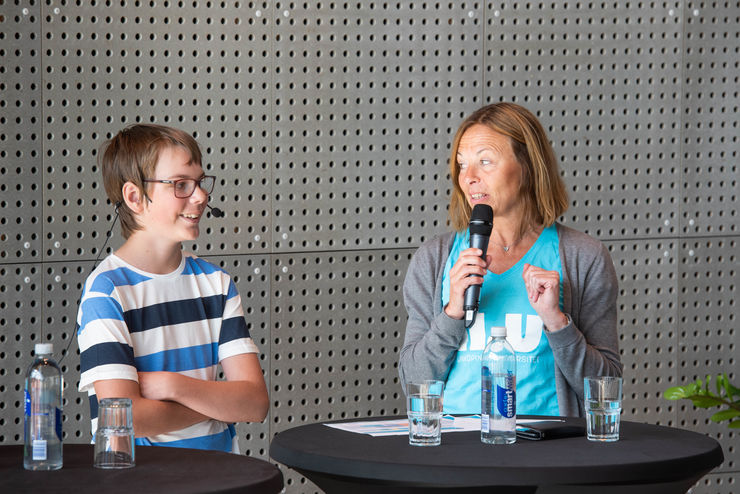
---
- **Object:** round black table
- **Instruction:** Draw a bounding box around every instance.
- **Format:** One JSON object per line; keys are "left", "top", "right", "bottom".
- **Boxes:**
{"left": 1, "top": 444, "right": 283, "bottom": 494}
{"left": 270, "top": 416, "right": 724, "bottom": 493}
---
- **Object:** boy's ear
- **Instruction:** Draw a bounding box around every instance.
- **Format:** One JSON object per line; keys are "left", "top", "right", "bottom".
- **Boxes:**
{"left": 121, "top": 181, "right": 145, "bottom": 213}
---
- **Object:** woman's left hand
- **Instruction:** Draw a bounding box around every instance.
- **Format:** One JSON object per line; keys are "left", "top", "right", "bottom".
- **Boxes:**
{"left": 522, "top": 263, "right": 569, "bottom": 332}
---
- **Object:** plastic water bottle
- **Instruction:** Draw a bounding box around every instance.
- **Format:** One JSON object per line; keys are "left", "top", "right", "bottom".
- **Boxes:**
{"left": 481, "top": 326, "right": 516, "bottom": 444}
{"left": 24, "top": 343, "right": 63, "bottom": 470}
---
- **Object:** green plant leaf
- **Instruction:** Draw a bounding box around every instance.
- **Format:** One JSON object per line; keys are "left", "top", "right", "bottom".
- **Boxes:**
{"left": 663, "top": 374, "right": 740, "bottom": 431}
{"left": 711, "top": 409, "right": 740, "bottom": 422}
{"left": 716, "top": 375, "right": 724, "bottom": 396}
{"left": 690, "top": 396, "right": 725, "bottom": 408}
{"left": 724, "top": 374, "right": 740, "bottom": 399}
{"left": 686, "top": 382, "right": 701, "bottom": 395}
{"left": 664, "top": 387, "right": 688, "bottom": 400}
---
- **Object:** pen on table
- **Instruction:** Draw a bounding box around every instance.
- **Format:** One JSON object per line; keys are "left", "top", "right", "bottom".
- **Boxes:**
{"left": 516, "top": 418, "right": 566, "bottom": 423}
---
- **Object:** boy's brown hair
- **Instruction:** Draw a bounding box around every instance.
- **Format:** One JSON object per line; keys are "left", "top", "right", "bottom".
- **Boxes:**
{"left": 100, "top": 124, "right": 202, "bottom": 238}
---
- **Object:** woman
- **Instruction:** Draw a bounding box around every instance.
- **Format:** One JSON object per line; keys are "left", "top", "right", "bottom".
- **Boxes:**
{"left": 399, "top": 103, "right": 622, "bottom": 416}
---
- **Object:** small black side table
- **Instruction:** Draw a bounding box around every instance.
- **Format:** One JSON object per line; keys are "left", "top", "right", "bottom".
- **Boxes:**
{"left": 1, "top": 444, "right": 283, "bottom": 494}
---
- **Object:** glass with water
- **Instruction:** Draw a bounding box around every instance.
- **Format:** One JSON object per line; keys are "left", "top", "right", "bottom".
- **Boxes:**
{"left": 406, "top": 380, "right": 444, "bottom": 446}
{"left": 584, "top": 376, "right": 623, "bottom": 442}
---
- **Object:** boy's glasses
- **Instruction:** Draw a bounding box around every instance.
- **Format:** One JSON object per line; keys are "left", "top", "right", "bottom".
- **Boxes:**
{"left": 144, "top": 175, "right": 216, "bottom": 198}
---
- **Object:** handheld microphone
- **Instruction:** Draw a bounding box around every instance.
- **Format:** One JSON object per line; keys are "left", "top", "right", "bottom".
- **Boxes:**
{"left": 463, "top": 204, "right": 493, "bottom": 329}
{"left": 207, "top": 204, "right": 224, "bottom": 218}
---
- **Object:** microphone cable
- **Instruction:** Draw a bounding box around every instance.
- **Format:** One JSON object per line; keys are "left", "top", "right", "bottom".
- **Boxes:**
{"left": 57, "top": 202, "right": 121, "bottom": 365}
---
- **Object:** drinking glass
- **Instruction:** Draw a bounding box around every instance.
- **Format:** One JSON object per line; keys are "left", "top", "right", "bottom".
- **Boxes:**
{"left": 406, "top": 380, "right": 444, "bottom": 446}
{"left": 584, "top": 376, "right": 623, "bottom": 442}
{"left": 93, "top": 397, "right": 135, "bottom": 468}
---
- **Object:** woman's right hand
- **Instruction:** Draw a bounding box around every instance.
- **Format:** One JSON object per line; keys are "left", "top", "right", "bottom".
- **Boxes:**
{"left": 444, "top": 248, "right": 492, "bottom": 320}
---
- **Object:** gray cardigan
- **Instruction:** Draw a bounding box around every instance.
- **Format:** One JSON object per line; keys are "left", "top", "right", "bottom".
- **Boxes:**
{"left": 399, "top": 223, "right": 623, "bottom": 417}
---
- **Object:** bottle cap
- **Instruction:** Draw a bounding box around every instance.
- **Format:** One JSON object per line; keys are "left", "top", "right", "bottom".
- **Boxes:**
{"left": 35, "top": 343, "right": 53, "bottom": 355}
{"left": 491, "top": 326, "right": 507, "bottom": 337}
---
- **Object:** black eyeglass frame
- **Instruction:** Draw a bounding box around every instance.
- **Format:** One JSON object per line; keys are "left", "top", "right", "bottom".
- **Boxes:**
{"left": 143, "top": 175, "right": 216, "bottom": 198}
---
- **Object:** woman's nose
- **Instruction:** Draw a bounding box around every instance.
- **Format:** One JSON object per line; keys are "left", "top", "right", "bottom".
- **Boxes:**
{"left": 462, "top": 166, "right": 479, "bottom": 184}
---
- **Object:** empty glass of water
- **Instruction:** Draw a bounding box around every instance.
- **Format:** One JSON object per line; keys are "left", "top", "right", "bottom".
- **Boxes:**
{"left": 93, "top": 398, "right": 135, "bottom": 468}
{"left": 406, "top": 380, "right": 444, "bottom": 446}
{"left": 584, "top": 376, "right": 623, "bottom": 442}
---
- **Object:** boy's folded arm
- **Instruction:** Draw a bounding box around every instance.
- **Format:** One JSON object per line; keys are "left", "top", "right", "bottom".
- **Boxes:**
{"left": 93, "top": 379, "right": 209, "bottom": 438}
{"left": 139, "top": 353, "right": 269, "bottom": 424}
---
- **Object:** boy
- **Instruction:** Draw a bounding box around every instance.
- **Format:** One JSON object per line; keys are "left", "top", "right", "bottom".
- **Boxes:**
{"left": 76, "top": 124, "right": 268, "bottom": 453}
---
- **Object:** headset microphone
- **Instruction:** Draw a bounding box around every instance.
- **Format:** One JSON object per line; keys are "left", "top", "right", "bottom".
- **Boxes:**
{"left": 207, "top": 204, "right": 224, "bottom": 218}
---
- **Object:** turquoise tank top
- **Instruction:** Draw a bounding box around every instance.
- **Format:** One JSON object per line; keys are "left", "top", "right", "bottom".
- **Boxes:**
{"left": 441, "top": 225, "right": 562, "bottom": 415}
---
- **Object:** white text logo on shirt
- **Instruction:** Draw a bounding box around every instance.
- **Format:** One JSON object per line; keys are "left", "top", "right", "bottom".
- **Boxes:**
{"left": 458, "top": 312, "right": 544, "bottom": 353}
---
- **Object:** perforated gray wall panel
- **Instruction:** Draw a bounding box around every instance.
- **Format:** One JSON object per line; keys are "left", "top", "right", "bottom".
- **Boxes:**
{"left": 0, "top": 264, "right": 42, "bottom": 444}
{"left": 205, "top": 254, "right": 272, "bottom": 457}
{"left": 1, "top": 1, "right": 738, "bottom": 492}
{"left": 677, "top": 238, "right": 738, "bottom": 475}
{"left": 1, "top": 2, "right": 42, "bottom": 263}
{"left": 483, "top": 1, "right": 685, "bottom": 241}
{"left": 610, "top": 239, "right": 679, "bottom": 426}
{"left": 270, "top": 250, "right": 408, "bottom": 431}
{"left": 682, "top": 0, "right": 739, "bottom": 238}
{"left": 271, "top": 2, "right": 478, "bottom": 252}
{"left": 41, "top": 260, "right": 91, "bottom": 443}
{"left": 39, "top": 1, "right": 273, "bottom": 260}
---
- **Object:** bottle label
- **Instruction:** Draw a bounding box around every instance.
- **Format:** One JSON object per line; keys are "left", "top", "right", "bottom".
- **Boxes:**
{"left": 481, "top": 414, "right": 490, "bottom": 433}
{"left": 496, "top": 371, "right": 516, "bottom": 419}
{"left": 32, "top": 439, "right": 48, "bottom": 461}
{"left": 55, "top": 407, "right": 63, "bottom": 441}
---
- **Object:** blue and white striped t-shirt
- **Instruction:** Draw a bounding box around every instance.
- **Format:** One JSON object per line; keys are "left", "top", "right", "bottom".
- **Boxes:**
{"left": 76, "top": 252, "right": 259, "bottom": 453}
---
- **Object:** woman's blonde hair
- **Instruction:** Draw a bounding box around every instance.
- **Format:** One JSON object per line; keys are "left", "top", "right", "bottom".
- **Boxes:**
{"left": 100, "top": 124, "right": 202, "bottom": 238}
{"left": 448, "top": 102, "right": 568, "bottom": 233}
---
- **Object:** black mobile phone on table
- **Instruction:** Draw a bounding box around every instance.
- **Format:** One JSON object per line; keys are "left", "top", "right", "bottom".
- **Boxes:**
{"left": 515, "top": 420, "right": 585, "bottom": 441}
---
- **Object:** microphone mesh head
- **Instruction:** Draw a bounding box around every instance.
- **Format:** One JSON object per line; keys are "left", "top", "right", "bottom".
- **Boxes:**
{"left": 470, "top": 204, "right": 493, "bottom": 223}
{"left": 469, "top": 204, "right": 493, "bottom": 236}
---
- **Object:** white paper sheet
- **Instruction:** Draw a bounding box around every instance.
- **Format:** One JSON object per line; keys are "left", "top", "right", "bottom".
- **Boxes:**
{"left": 323, "top": 415, "right": 564, "bottom": 436}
